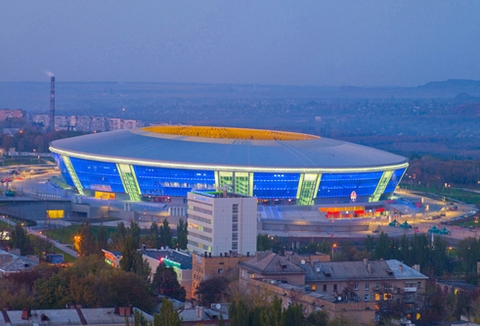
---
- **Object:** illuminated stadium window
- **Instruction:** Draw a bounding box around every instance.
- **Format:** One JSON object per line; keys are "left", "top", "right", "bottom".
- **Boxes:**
{"left": 133, "top": 166, "right": 215, "bottom": 197}
{"left": 69, "top": 157, "right": 124, "bottom": 192}
{"left": 253, "top": 173, "right": 300, "bottom": 199}
{"left": 383, "top": 168, "right": 406, "bottom": 194}
{"left": 316, "top": 172, "right": 383, "bottom": 199}
{"left": 52, "top": 153, "right": 74, "bottom": 187}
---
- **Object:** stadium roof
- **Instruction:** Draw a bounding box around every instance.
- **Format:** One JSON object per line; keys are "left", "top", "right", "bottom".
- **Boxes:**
{"left": 50, "top": 126, "right": 408, "bottom": 172}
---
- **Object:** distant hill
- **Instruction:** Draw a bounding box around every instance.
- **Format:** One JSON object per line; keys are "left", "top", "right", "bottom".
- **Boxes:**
{"left": 1, "top": 79, "right": 480, "bottom": 113}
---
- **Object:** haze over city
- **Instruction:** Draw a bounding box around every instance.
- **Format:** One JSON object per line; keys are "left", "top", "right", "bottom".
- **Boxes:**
{"left": 1, "top": 0, "right": 480, "bottom": 87}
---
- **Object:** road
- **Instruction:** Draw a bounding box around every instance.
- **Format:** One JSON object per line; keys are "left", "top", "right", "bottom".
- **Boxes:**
{"left": 27, "top": 228, "right": 78, "bottom": 258}
{"left": 2, "top": 216, "right": 78, "bottom": 258}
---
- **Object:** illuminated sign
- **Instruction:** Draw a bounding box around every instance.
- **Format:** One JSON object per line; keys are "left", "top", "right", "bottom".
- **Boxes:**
{"left": 47, "top": 210, "right": 64, "bottom": 219}
{"left": 95, "top": 192, "right": 116, "bottom": 200}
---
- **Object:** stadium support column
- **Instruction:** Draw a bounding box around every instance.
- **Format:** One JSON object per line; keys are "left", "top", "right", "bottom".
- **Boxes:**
{"left": 371, "top": 170, "right": 394, "bottom": 202}
{"left": 297, "top": 173, "right": 321, "bottom": 205}
{"left": 215, "top": 171, "right": 252, "bottom": 196}
{"left": 61, "top": 156, "right": 85, "bottom": 195}
{"left": 117, "top": 164, "right": 141, "bottom": 201}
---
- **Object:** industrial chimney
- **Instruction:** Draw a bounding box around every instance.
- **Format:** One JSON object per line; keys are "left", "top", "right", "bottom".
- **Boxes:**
{"left": 49, "top": 76, "right": 55, "bottom": 131}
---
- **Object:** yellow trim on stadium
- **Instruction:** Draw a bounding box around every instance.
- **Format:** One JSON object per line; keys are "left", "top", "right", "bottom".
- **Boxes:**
{"left": 142, "top": 126, "right": 319, "bottom": 141}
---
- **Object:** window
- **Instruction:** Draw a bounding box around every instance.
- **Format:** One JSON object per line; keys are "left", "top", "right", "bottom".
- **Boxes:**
{"left": 417, "top": 282, "right": 422, "bottom": 289}
{"left": 323, "top": 284, "right": 327, "bottom": 292}
{"left": 365, "top": 294, "right": 370, "bottom": 302}
{"left": 333, "top": 284, "right": 337, "bottom": 292}
{"left": 232, "top": 242, "right": 238, "bottom": 250}
{"left": 384, "top": 293, "right": 392, "bottom": 300}
{"left": 375, "top": 293, "right": 381, "bottom": 301}
{"left": 354, "top": 282, "right": 359, "bottom": 290}
{"left": 375, "top": 283, "right": 380, "bottom": 289}
{"left": 218, "top": 269, "right": 224, "bottom": 274}
{"left": 365, "top": 283, "right": 370, "bottom": 291}
{"left": 311, "top": 284, "right": 317, "bottom": 291}
{"left": 232, "top": 224, "right": 238, "bottom": 232}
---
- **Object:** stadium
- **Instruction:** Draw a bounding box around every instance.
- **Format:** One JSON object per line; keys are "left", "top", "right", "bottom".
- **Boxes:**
{"left": 49, "top": 126, "right": 408, "bottom": 212}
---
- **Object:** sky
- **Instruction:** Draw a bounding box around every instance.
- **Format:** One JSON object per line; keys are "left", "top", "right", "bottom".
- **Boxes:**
{"left": 1, "top": 1, "right": 480, "bottom": 87}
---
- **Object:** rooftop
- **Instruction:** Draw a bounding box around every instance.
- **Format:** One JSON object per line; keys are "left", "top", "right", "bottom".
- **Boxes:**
{"left": 142, "top": 249, "right": 192, "bottom": 270}
{"left": 0, "top": 307, "right": 149, "bottom": 326}
{"left": 239, "top": 252, "right": 306, "bottom": 275}
{"left": 302, "top": 259, "right": 428, "bottom": 282}
{"left": 50, "top": 127, "right": 408, "bottom": 170}
{"left": 0, "top": 249, "right": 39, "bottom": 275}
{"left": 142, "top": 125, "right": 318, "bottom": 141}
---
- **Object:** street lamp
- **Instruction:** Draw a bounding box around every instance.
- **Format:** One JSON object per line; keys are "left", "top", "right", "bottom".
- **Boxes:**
{"left": 74, "top": 235, "right": 81, "bottom": 255}
{"left": 331, "top": 243, "right": 337, "bottom": 259}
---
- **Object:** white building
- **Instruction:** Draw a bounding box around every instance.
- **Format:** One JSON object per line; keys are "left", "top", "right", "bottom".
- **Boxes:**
{"left": 187, "top": 191, "right": 257, "bottom": 257}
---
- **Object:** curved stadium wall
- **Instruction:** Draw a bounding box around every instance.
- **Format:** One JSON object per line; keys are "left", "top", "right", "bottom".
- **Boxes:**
{"left": 49, "top": 126, "right": 408, "bottom": 205}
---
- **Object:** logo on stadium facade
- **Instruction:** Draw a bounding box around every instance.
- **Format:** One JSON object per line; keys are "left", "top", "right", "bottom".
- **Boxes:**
{"left": 350, "top": 191, "right": 357, "bottom": 203}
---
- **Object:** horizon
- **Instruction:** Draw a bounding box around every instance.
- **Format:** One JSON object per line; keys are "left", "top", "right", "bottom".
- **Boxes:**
{"left": 1, "top": 78, "right": 480, "bottom": 89}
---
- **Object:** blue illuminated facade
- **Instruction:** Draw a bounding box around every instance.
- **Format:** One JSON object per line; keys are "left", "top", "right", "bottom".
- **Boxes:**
{"left": 317, "top": 171, "right": 383, "bottom": 199}
{"left": 253, "top": 173, "right": 300, "bottom": 199}
{"left": 49, "top": 126, "right": 408, "bottom": 205}
{"left": 54, "top": 155, "right": 406, "bottom": 204}
{"left": 133, "top": 166, "right": 215, "bottom": 197}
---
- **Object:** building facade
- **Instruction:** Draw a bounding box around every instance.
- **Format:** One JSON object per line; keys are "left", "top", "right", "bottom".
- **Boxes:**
{"left": 239, "top": 254, "right": 428, "bottom": 323}
{"left": 49, "top": 126, "right": 408, "bottom": 206}
{"left": 187, "top": 191, "right": 257, "bottom": 257}
{"left": 191, "top": 252, "right": 251, "bottom": 300}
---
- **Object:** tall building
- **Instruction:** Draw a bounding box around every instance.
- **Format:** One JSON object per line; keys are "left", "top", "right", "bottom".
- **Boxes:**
{"left": 187, "top": 190, "right": 257, "bottom": 257}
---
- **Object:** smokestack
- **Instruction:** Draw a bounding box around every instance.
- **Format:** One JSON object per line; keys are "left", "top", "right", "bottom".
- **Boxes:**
{"left": 49, "top": 76, "right": 55, "bottom": 131}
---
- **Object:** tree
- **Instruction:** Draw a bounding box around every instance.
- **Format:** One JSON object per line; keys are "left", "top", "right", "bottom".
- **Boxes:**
{"left": 154, "top": 298, "right": 181, "bottom": 326}
{"left": 9, "top": 223, "right": 29, "bottom": 255}
{"left": 111, "top": 222, "right": 127, "bottom": 251}
{"left": 257, "top": 234, "right": 272, "bottom": 252}
{"left": 305, "top": 310, "right": 328, "bottom": 326}
{"left": 97, "top": 224, "right": 108, "bottom": 251}
{"left": 196, "top": 277, "right": 230, "bottom": 306}
{"left": 281, "top": 304, "right": 303, "bottom": 326}
{"left": 129, "top": 220, "right": 141, "bottom": 250}
{"left": 229, "top": 298, "right": 251, "bottom": 326}
{"left": 176, "top": 218, "right": 188, "bottom": 250}
{"left": 133, "top": 310, "right": 151, "bottom": 326}
{"left": 34, "top": 273, "right": 69, "bottom": 308}
{"left": 147, "top": 222, "right": 160, "bottom": 248}
{"left": 159, "top": 219, "right": 172, "bottom": 248}
{"left": 374, "top": 232, "right": 391, "bottom": 260}
{"left": 120, "top": 235, "right": 151, "bottom": 281}
{"left": 151, "top": 263, "right": 186, "bottom": 302}
{"left": 76, "top": 219, "right": 96, "bottom": 256}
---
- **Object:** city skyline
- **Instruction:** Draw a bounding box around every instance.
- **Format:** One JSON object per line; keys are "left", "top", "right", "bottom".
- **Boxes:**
{"left": 1, "top": 1, "right": 480, "bottom": 87}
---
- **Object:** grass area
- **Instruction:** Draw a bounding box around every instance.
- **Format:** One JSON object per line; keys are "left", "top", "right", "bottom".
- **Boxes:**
{"left": 402, "top": 184, "right": 480, "bottom": 206}
{"left": 1, "top": 156, "right": 55, "bottom": 166}
{"left": 0, "top": 219, "right": 11, "bottom": 229}
{"left": 45, "top": 225, "right": 118, "bottom": 244}
{"left": 27, "top": 234, "right": 77, "bottom": 262}
{"left": 53, "top": 247, "right": 76, "bottom": 262}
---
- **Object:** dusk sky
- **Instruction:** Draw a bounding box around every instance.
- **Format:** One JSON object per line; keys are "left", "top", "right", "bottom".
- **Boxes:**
{"left": 1, "top": 1, "right": 480, "bottom": 87}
